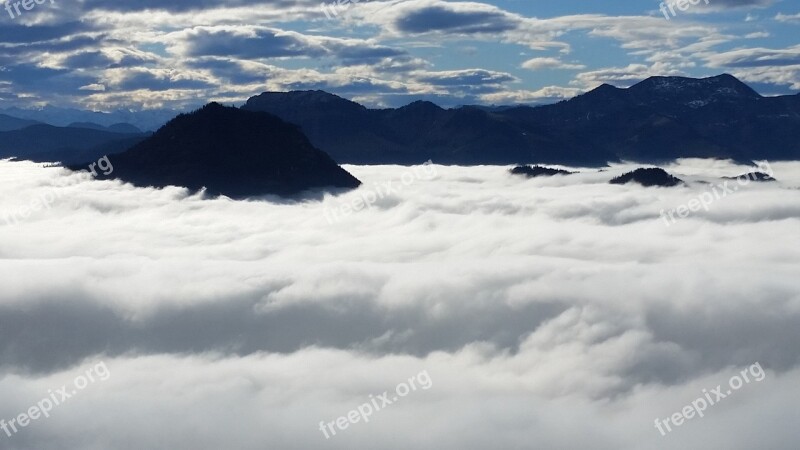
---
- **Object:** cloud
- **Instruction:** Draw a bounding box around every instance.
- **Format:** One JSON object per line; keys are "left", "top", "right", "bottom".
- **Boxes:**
{"left": 705, "top": 45, "right": 800, "bottom": 68}
{"left": 0, "top": 160, "right": 799, "bottom": 448}
{"left": 170, "top": 26, "right": 406, "bottom": 64}
{"left": 78, "top": 83, "right": 106, "bottom": 91}
{"left": 479, "top": 85, "right": 583, "bottom": 104}
{"left": 521, "top": 57, "right": 585, "bottom": 71}
{"left": 0, "top": 0, "right": 797, "bottom": 118}
{"left": 392, "top": 3, "right": 519, "bottom": 34}
{"left": 702, "top": 45, "right": 800, "bottom": 89}
{"left": 713, "top": 0, "right": 773, "bottom": 7}
{"left": 414, "top": 69, "right": 516, "bottom": 87}
{"left": 775, "top": 12, "right": 800, "bottom": 23}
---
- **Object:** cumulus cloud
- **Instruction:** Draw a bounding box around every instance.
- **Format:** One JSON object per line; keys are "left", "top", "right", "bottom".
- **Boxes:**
{"left": 0, "top": 160, "right": 798, "bottom": 448}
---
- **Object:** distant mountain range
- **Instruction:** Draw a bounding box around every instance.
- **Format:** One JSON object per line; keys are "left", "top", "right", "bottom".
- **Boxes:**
{"left": 79, "top": 103, "right": 361, "bottom": 198}
{"left": 0, "top": 105, "right": 176, "bottom": 132}
{"left": 0, "top": 124, "right": 147, "bottom": 165}
{"left": 0, "top": 113, "right": 42, "bottom": 132}
{"left": 67, "top": 122, "right": 143, "bottom": 134}
{"left": 2, "top": 74, "right": 798, "bottom": 168}
{"left": 243, "top": 74, "right": 800, "bottom": 166}
{"left": 0, "top": 111, "right": 150, "bottom": 165}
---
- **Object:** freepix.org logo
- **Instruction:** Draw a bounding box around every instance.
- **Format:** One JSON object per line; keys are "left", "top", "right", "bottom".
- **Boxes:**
{"left": 659, "top": 0, "right": 710, "bottom": 20}
{"left": 0, "top": 361, "right": 111, "bottom": 440}
{"left": 3, "top": 0, "right": 55, "bottom": 20}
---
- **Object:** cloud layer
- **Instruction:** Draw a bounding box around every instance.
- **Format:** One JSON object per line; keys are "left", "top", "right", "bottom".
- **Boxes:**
{"left": 0, "top": 159, "right": 799, "bottom": 448}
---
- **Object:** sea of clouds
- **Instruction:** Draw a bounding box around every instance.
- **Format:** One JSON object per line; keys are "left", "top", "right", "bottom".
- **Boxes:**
{"left": 0, "top": 158, "right": 799, "bottom": 449}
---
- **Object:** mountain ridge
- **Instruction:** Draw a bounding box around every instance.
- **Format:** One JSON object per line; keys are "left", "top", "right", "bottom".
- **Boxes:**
{"left": 242, "top": 74, "right": 800, "bottom": 166}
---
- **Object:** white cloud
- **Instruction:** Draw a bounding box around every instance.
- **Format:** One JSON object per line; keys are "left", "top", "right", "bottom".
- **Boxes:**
{"left": 0, "top": 160, "right": 799, "bottom": 448}
{"left": 521, "top": 57, "right": 585, "bottom": 71}
{"left": 775, "top": 12, "right": 800, "bottom": 23}
{"left": 479, "top": 85, "right": 582, "bottom": 104}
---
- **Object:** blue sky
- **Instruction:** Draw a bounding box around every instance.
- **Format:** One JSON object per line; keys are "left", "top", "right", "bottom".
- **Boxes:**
{"left": 0, "top": 0, "right": 798, "bottom": 110}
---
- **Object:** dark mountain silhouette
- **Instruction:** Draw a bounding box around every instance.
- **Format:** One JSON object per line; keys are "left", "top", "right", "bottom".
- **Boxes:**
{"left": 723, "top": 171, "right": 776, "bottom": 182}
{"left": 502, "top": 74, "right": 792, "bottom": 163}
{"left": 0, "top": 124, "right": 145, "bottom": 161}
{"left": 610, "top": 168, "right": 684, "bottom": 187}
{"left": 243, "top": 74, "right": 800, "bottom": 166}
{"left": 243, "top": 91, "right": 576, "bottom": 165}
{"left": 77, "top": 103, "right": 361, "bottom": 198}
{"left": 510, "top": 165, "right": 575, "bottom": 177}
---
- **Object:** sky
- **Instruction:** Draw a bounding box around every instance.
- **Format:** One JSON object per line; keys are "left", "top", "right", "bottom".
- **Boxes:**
{"left": 0, "top": 0, "right": 799, "bottom": 111}
{"left": 1, "top": 159, "right": 799, "bottom": 448}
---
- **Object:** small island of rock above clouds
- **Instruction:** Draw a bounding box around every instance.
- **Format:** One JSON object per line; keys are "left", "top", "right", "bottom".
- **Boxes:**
{"left": 72, "top": 103, "right": 361, "bottom": 198}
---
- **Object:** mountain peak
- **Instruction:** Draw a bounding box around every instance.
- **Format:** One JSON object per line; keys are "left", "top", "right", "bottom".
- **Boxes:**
{"left": 399, "top": 100, "right": 444, "bottom": 112}
{"left": 610, "top": 168, "right": 684, "bottom": 187}
{"left": 238, "top": 74, "right": 798, "bottom": 165}
{"left": 244, "top": 90, "right": 365, "bottom": 113}
{"left": 565, "top": 82, "right": 626, "bottom": 106}
{"left": 630, "top": 74, "right": 761, "bottom": 100}
{"left": 201, "top": 101, "right": 227, "bottom": 111}
{"left": 85, "top": 103, "right": 361, "bottom": 197}
{"left": 596, "top": 83, "right": 621, "bottom": 92}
